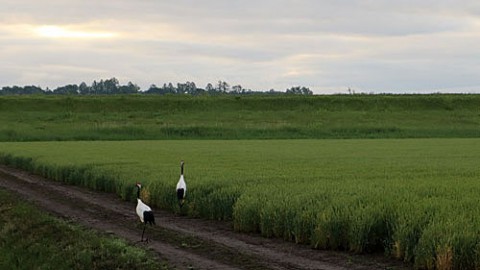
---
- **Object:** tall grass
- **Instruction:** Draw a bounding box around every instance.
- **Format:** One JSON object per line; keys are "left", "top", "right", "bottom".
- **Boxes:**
{"left": 1, "top": 94, "right": 480, "bottom": 141}
{"left": 1, "top": 139, "right": 480, "bottom": 268}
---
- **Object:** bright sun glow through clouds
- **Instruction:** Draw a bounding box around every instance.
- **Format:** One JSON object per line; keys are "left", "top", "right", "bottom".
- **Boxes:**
{"left": 35, "top": 25, "right": 116, "bottom": 39}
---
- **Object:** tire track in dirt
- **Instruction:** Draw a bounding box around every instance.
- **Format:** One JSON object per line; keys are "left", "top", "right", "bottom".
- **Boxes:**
{"left": 0, "top": 165, "right": 409, "bottom": 270}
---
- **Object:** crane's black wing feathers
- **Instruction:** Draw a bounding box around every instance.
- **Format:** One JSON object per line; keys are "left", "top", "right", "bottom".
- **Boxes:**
{"left": 177, "top": 188, "right": 185, "bottom": 200}
{"left": 143, "top": 211, "right": 155, "bottom": 225}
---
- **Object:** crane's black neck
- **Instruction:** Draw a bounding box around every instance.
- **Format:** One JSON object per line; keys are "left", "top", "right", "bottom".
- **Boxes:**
{"left": 181, "top": 162, "right": 184, "bottom": 175}
{"left": 136, "top": 185, "right": 141, "bottom": 199}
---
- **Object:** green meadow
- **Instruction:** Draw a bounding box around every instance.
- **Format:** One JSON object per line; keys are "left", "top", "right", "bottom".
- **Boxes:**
{"left": 1, "top": 138, "right": 480, "bottom": 269}
{"left": 0, "top": 189, "right": 168, "bottom": 270}
{"left": 1, "top": 94, "right": 480, "bottom": 269}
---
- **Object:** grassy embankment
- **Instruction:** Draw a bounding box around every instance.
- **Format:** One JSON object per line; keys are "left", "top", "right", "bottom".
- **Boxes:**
{"left": 1, "top": 94, "right": 479, "bottom": 141}
{"left": 0, "top": 188, "right": 168, "bottom": 270}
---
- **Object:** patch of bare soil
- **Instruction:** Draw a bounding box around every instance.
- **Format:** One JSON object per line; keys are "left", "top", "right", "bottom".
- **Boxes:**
{"left": 0, "top": 165, "right": 410, "bottom": 270}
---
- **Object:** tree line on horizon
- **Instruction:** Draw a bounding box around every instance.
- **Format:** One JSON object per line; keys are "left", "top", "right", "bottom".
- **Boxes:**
{"left": 0, "top": 77, "right": 313, "bottom": 96}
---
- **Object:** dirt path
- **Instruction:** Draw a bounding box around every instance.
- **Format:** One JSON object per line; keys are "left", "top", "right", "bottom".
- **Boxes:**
{"left": 0, "top": 165, "right": 409, "bottom": 270}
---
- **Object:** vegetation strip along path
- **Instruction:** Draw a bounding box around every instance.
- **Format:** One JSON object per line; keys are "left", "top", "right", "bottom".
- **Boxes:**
{"left": 0, "top": 165, "right": 407, "bottom": 270}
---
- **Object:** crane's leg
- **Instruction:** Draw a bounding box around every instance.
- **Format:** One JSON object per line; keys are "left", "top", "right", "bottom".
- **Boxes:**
{"left": 179, "top": 199, "right": 184, "bottom": 208}
{"left": 141, "top": 223, "right": 146, "bottom": 242}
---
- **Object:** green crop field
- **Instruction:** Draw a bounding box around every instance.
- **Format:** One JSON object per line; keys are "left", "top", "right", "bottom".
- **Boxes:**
{"left": 1, "top": 138, "right": 480, "bottom": 269}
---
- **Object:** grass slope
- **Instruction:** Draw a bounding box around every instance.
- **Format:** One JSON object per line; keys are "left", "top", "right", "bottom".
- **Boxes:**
{"left": 1, "top": 94, "right": 480, "bottom": 141}
{"left": 0, "top": 189, "right": 168, "bottom": 270}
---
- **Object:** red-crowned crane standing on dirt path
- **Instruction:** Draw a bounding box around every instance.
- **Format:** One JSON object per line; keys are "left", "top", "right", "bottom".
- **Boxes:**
{"left": 135, "top": 182, "right": 155, "bottom": 242}
{"left": 176, "top": 160, "right": 187, "bottom": 208}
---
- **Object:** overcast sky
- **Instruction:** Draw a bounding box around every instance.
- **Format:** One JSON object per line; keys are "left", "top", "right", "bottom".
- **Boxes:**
{"left": 1, "top": 0, "right": 480, "bottom": 94}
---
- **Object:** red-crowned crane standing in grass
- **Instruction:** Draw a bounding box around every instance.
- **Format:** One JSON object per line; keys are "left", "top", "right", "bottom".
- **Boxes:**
{"left": 176, "top": 160, "right": 187, "bottom": 208}
{"left": 135, "top": 182, "right": 155, "bottom": 242}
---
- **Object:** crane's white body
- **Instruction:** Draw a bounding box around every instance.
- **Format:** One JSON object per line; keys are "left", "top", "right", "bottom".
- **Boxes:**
{"left": 136, "top": 198, "right": 152, "bottom": 223}
{"left": 176, "top": 175, "right": 186, "bottom": 197}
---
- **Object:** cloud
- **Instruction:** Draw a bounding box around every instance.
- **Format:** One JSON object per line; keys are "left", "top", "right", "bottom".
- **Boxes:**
{"left": 34, "top": 25, "right": 116, "bottom": 39}
{"left": 2, "top": 0, "right": 480, "bottom": 93}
